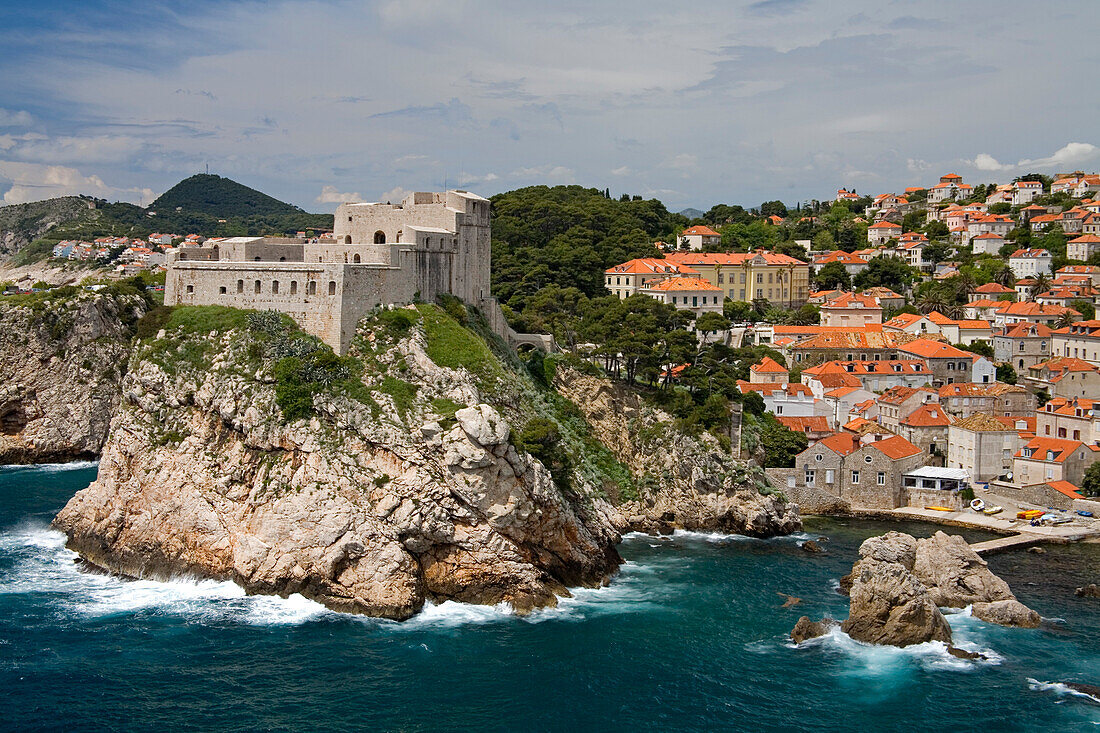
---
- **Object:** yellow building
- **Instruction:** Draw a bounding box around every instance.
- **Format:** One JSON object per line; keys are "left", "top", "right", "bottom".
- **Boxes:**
{"left": 663, "top": 250, "right": 810, "bottom": 306}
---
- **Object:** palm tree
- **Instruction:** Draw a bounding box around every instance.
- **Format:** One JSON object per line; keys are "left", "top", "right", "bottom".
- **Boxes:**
{"left": 993, "top": 265, "right": 1016, "bottom": 287}
{"left": 1054, "top": 310, "right": 1077, "bottom": 329}
{"left": 917, "top": 288, "right": 950, "bottom": 315}
{"left": 1029, "top": 272, "right": 1051, "bottom": 302}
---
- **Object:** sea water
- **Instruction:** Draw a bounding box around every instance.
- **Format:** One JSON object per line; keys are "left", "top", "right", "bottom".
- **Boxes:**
{"left": 2, "top": 464, "right": 1099, "bottom": 732}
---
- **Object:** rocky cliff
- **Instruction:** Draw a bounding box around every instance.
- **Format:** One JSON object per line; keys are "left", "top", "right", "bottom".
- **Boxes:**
{"left": 553, "top": 368, "right": 801, "bottom": 536}
{"left": 0, "top": 196, "right": 95, "bottom": 260}
{"left": 54, "top": 305, "right": 625, "bottom": 618}
{"left": 0, "top": 287, "right": 149, "bottom": 463}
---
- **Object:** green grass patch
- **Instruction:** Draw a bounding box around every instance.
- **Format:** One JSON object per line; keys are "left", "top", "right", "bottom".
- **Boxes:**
{"left": 165, "top": 305, "right": 254, "bottom": 334}
{"left": 375, "top": 376, "right": 419, "bottom": 416}
{"left": 415, "top": 304, "right": 503, "bottom": 382}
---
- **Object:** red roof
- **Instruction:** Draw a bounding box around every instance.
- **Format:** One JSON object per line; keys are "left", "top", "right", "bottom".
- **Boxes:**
{"left": 868, "top": 221, "right": 902, "bottom": 230}
{"left": 1016, "top": 437, "right": 1086, "bottom": 464}
{"left": 817, "top": 432, "right": 861, "bottom": 456}
{"left": 901, "top": 404, "right": 950, "bottom": 427}
{"left": 682, "top": 225, "right": 721, "bottom": 237}
{"left": 664, "top": 250, "right": 808, "bottom": 267}
{"left": 647, "top": 276, "right": 721, "bottom": 292}
{"left": 606, "top": 257, "right": 696, "bottom": 275}
{"left": 975, "top": 282, "right": 1014, "bottom": 294}
{"left": 751, "top": 356, "right": 788, "bottom": 374}
{"left": 776, "top": 416, "right": 832, "bottom": 434}
{"left": 870, "top": 435, "right": 923, "bottom": 460}
{"left": 897, "top": 338, "right": 974, "bottom": 360}
{"left": 1046, "top": 480, "right": 1085, "bottom": 499}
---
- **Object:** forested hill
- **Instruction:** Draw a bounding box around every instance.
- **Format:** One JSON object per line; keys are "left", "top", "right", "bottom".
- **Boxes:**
{"left": 490, "top": 186, "right": 687, "bottom": 310}
{"left": 151, "top": 174, "right": 305, "bottom": 218}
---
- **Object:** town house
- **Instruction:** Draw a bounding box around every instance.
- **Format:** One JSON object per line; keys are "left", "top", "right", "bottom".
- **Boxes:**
{"left": 1022, "top": 357, "right": 1100, "bottom": 399}
{"left": 663, "top": 250, "right": 810, "bottom": 306}
{"left": 993, "top": 322, "right": 1053, "bottom": 371}
{"left": 895, "top": 339, "right": 996, "bottom": 385}
{"left": 947, "top": 413, "right": 1021, "bottom": 482}
{"left": 819, "top": 292, "right": 883, "bottom": 328}
{"left": 792, "top": 433, "right": 925, "bottom": 510}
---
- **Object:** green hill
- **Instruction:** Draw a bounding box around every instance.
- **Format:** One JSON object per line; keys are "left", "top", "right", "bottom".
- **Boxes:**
{"left": 151, "top": 174, "right": 304, "bottom": 218}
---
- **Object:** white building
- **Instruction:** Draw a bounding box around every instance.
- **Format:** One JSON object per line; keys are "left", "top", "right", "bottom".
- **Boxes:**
{"left": 1009, "top": 248, "right": 1053, "bottom": 278}
{"left": 678, "top": 225, "right": 722, "bottom": 251}
{"left": 1012, "top": 180, "right": 1044, "bottom": 206}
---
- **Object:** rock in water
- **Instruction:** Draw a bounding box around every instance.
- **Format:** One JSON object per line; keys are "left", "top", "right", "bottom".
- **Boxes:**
{"left": 1076, "top": 584, "right": 1100, "bottom": 598}
{"left": 777, "top": 592, "right": 802, "bottom": 608}
{"left": 840, "top": 532, "right": 953, "bottom": 647}
{"left": 801, "top": 540, "right": 824, "bottom": 553}
{"left": 913, "top": 531, "right": 1015, "bottom": 608}
{"left": 791, "top": 616, "right": 835, "bottom": 643}
{"left": 971, "top": 599, "right": 1041, "bottom": 628}
{"left": 52, "top": 312, "right": 623, "bottom": 619}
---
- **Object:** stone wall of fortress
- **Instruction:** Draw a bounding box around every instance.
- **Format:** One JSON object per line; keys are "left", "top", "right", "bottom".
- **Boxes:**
{"left": 164, "top": 189, "right": 514, "bottom": 354}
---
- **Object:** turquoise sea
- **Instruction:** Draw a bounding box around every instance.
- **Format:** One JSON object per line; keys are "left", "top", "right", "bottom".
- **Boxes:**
{"left": 2, "top": 463, "right": 1099, "bottom": 732}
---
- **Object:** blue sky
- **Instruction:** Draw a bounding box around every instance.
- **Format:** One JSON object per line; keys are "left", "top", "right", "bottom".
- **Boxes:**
{"left": 0, "top": 0, "right": 1097, "bottom": 211}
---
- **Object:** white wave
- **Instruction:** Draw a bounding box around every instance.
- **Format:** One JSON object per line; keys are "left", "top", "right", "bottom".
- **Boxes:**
{"left": 0, "top": 460, "right": 99, "bottom": 473}
{"left": 1029, "top": 678, "right": 1100, "bottom": 705}
{"left": 794, "top": 625, "right": 1001, "bottom": 674}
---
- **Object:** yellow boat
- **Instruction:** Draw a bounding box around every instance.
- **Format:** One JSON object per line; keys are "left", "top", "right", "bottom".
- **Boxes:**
{"left": 925, "top": 506, "right": 955, "bottom": 512}
{"left": 1017, "top": 509, "right": 1044, "bottom": 520}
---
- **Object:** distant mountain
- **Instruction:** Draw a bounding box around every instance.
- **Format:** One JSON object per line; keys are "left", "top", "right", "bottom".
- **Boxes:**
{"left": 678, "top": 207, "right": 705, "bottom": 220}
{"left": 151, "top": 174, "right": 305, "bottom": 218}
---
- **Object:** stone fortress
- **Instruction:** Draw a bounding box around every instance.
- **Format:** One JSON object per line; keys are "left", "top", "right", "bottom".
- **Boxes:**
{"left": 164, "top": 189, "right": 525, "bottom": 353}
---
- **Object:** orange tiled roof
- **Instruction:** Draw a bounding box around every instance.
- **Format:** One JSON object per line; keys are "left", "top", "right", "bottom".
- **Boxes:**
{"left": 817, "top": 432, "right": 861, "bottom": 456}
{"left": 897, "top": 338, "right": 974, "bottom": 360}
{"left": 681, "top": 225, "right": 721, "bottom": 237}
{"left": 606, "top": 257, "right": 697, "bottom": 275}
{"left": 901, "top": 403, "right": 951, "bottom": 427}
{"left": 775, "top": 416, "right": 832, "bottom": 434}
{"left": 751, "top": 356, "right": 789, "bottom": 374}
{"left": 646, "top": 276, "right": 722, "bottom": 292}
{"left": 664, "top": 250, "right": 808, "bottom": 267}
{"left": 870, "top": 435, "right": 923, "bottom": 459}
{"left": 1016, "top": 437, "right": 1085, "bottom": 464}
{"left": 1046, "top": 480, "right": 1085, "bottom": 499}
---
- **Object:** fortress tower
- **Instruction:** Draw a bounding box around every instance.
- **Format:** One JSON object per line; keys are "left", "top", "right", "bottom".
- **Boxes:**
{"left": 164, "top": 189, "right": 512, "bottom": 353}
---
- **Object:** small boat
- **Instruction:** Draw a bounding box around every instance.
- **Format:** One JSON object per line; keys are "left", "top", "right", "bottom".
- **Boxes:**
{"left": 983, "top": 505, "right": 1003, "bottom": 515}
{"left": 1050, "top": 516, "right": 1073, "bottom": 525}
{"left": 970, "top": 498, "right": 986, "bottom": 512}
{"left": 1017, "top": 509, "right": 1044, "bottom": 520}
{"left": 925, "top": 506, "right": 954, "bottom": 512}
{"left": 1078, "top": 510, "right": 1094, "bottom": 518}
{"left": 1039, "top": 513, "right": 1059, "bottom": 525}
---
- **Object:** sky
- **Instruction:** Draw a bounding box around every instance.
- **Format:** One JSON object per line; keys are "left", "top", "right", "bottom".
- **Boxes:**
{"left": 0, "top": 0, "right": 1097, "bottom": 212}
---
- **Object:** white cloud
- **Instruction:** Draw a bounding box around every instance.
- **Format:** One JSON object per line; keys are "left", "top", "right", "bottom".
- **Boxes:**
{"left": 457, "top": 171, "right": 499, "bottom": 185}
{"left": 315, "top": 185, "right": 361, "bottom": 204}
{"left": 906, "top": 158, "right": 931, "bottom": 172}
{"left": 0, "top": 161, "right": 152, "bottom": 205}
{"left": 0, "top": 108, "right": 33, "bottom": 127}
{"left": 611, "top": 166, "right": 631, "bottom": 176}
{"left": 379, "top": 186, "right": 411, "bottom": 203}
{"left": 664, "top": 154, "right": 698, "bottom": 170}
{"left": 967, "top": 153, "right": 1012, "bottom": 172}
{"left": 1017, "top": 142, "right": 1099, "bottom": 170}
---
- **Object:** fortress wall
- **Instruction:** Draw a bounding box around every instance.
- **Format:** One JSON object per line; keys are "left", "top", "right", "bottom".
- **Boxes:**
{"left": 219, "top": 241, "right": 305, "bottom": 262}
{"left": 338, "top": 265, "right": 414, "bottom": 351}
{"left": 302, "top": 243, "right": 401, "bottom": 265}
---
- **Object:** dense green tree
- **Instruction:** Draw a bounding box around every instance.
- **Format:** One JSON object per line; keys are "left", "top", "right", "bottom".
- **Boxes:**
{"left": 923, "top": 220, "right": 949, "bottom": 239}
{"left": 852, "top": 256, "right": 914, "bottom": 292}
{"left": 759, "top": 414, "right": 809, "bottom": 468}
{"left": 1072, "top": 299, "right": 1096, "bottom": 321}
{"left": 996, "top": 363, "right": 1018, "bottom": 385}
{"left": 923, "top": 241, "right": 952, "bottom": 265}
{"left": 760, "top": 200, "right": 789, "bottom": 218}
{"left": 1081, "top": 462, "right": 1100, "bottom": 497}
{"left": 813, "top": 261, "right": 851, "bottom": 290}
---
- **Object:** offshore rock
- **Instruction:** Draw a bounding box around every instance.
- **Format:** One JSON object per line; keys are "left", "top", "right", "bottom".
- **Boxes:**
{"left": 840, "top": 532, "right": 953, "bottom": 647}
{"left": 1076, "top": 584, "right": 1100, "bottom": 598}
{"left": 554, "top": 368, "right": 800, "bottom": 537}
{"left": 913, "top": 531, "right": 1015, "bottom": 608}
{"left": 971, "top": 599, "right": 1041, "bottom": 628}
{"left": 0, "top": 289, "right": 147, "bottom": 463}
{"left": 790, "top": 616, "right": 835, "bottom": 644}
{"left": 53, "top": 312, "right": 622, "bottom": 619}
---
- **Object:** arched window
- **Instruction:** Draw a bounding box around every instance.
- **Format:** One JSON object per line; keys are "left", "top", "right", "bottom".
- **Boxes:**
{"left": 272, "top": 280, "right": 279, "bottom": 294}
{"left": 237, "top": 279, "right": 244, "bottom": 293}
{"left": 344, "top": 235, "right": 352, "bottom": 244}
{"left": 353, "top": 254, "right": 361, "bottom": 263}
{"left": 374, "top": 231, "right": 386, "bottom": 244}
{"left": 254, "top": 256, "right": 261, "bottom": 261}
{"left": 254, "top": 280, "right": 261, "bottom": 294}
{"left": 290, "top": 281, "right": 297, "bottom": 294}
{"left": 279, "top": 256, "right": 286, "bottom": 262}
{"left": 308, "top": 281, "right": 317, "bottom": 295}
{"left": 328, "top": 281, "right": 337, "bottom": 295}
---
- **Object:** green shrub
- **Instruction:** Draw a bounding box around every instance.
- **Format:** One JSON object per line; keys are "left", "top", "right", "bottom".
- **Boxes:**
{"left": 377, "top": 308, "right": 419, "bottom": 336}
{"left": 375, "top": 376, "right": 418, "bottom": 416}
{"left": 135, "top": 305, "right": 174, "bottom": 339}
{"left": 166, "top": 305, "right": 253, "bottom": 334}
{"left": 416, "top": 304, "right": 501, "bottom": 381}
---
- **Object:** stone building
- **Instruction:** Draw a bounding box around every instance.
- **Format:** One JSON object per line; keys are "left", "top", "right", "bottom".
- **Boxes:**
{"left": 165, "top": 190, "right": 510, "bottom": 353}
{"left": 1021, "top": 357, "right": 1100, "bottom": 399}
{"left": 947, "top": 413, "right": 1020, "bottom": 482}
{"left": 993, "top": 322, "right": 1053, "bottom": 371}
{"left": 1012, "top": 437, "right": 1098, "bottom": 486}
{"left": 662, "top": 250, "right": 810, "bottom": 306}
{"left": 792, "top": 432, "right": 925, "bottom": 510}
{"left": 895, "top": 339, "right": 995, "bottom": 386}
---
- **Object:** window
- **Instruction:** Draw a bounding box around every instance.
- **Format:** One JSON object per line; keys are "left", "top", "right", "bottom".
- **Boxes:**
{"left": 219, "top": 286, "right": 226, "bottom": 294}
{"left": 254, "top": 280, "right": 261, "bottom": 294}
{"left": 186, "top": 285, "right": 194, "bottom": 293}
{"left": 852, "top": 470, "right": 860, "bottom": 483}
{"left": 272, "top": 280, "right": 279, "bottom": 294}
{"left": 825, "top": 469, "right": 835, "bottom": 484}
{"left": 756, "top": 274, "right": 763, "bottom": 284}
{"left": 864, "top": 454, "right": 873, "bottom": 464}
{"left": 353, "top": 254, "right": 361, "bottom": 263}
{"left": 805, "top": 468, "right": 816, "bottom": 485}
{"left": 877, "top": 472, "right": 886, "bottom": 485}
{"left": 374, "top": 231, "right": 386, "bottom": 244}
{"left": 692, "top": 296, "right": 698, "bottom": 307}
{"left": 237, "top": 280, "right": 244, "bottom": 293}
{"left": 1019, "top": 342, "right": 1025, "bottom": 352}
{"left": 815, "top": 454, "right": 823, "bottom": 462}
{"left": 290, "top": 281, "right": 297, "bottom": 294}
{"left": 308, "top": 281, "right": 317, "bottom": 295}
{"left": 328, "top": 281, "right": 337, "bottom": 295}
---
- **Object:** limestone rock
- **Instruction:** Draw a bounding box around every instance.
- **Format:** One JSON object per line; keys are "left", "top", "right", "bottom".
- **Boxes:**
{"left": 0, "top": 290, "right": 147, "bottom": 463}
{"left": 53, "top": 320, "right": 623, "bottom": 620}
{"left": 841, "top": 532, "right": 953, "bottom": 647}
{"left": 1076, "top": 583, "right": 1100, "bottom": 598}
{"left": 801, "top": 539, "right": 824, "bottom": 553}
{"left": 971, "top": 599, "right": 1041, "bottom": 628}
{"left": 791, "top": 616, "right": 835, "bottom": 643}
{"left": 913, "top": 531, "right": 1014, "bottom": 608}
{"left": 554, "top": 367, "right": 801, "bottom": 538}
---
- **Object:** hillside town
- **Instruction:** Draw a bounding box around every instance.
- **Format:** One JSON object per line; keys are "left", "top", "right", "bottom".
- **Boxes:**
{"left": 604, "top": 170, "right": 1100, "bottom": 525}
